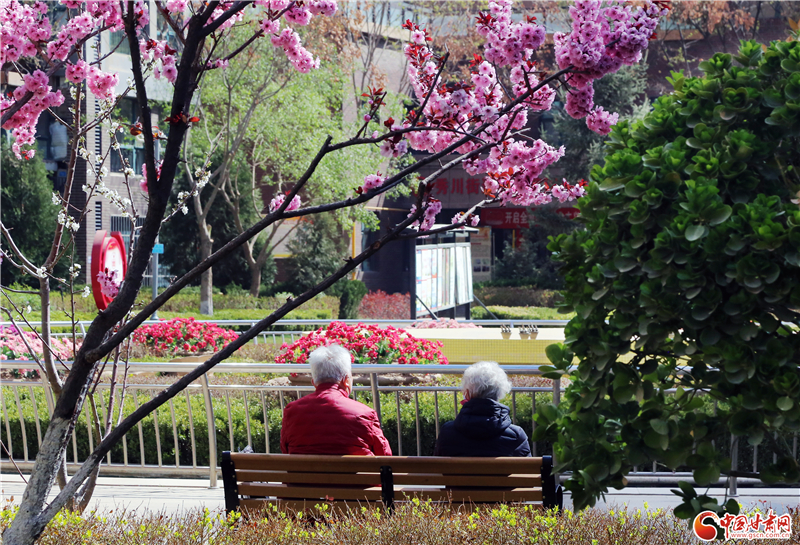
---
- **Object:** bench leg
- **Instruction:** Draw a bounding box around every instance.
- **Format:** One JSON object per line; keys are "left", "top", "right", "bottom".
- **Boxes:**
{"left": 380, "top": 465, "right": 394, "bottom": 513}
{"left": 221, "top": 451, "right": 240, "bottom": 514}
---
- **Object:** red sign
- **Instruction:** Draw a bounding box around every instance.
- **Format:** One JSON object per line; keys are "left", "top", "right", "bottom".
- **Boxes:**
{"left": 91, "top": 230, "right": 127, "bottom": 310}
{"left": 479, "top": 208, "right": 530, "bottom": 229}
{"left": 556, "top": 207, "right": 580, "bottom": 219}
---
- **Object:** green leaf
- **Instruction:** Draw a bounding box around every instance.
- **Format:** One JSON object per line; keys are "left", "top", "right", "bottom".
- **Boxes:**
{"left": 678, "top": 480, "right": 697, "bottom": 498}
{"left": 700, "top": 328, "right": 721, "bottom": 346}
{"left": 650, "top": 418, "right": 670, "bottom": 435}
{"left": 644, "top": 429, "right": 668, "bottom": 450}
{"left": 672, "top": 502, "right": 696, "bottom": 519}
{"left": 777, "top": 396, "right": 794, "bottom": 411}
{"left": 685, "top": 224, "right": 707, "bottom": 242}
{"left": 585, "top": 463, "right": 610, "bottom": 481}
{"left": 695, "top": 465, "right": 720, "bottom": 486}
{"left": 706, "top": 205, "right": 732, "bottom": 226}
{"left": 545, "top": 344, "right": 564, "bottom": 365}
{"left": 600, "top": 177, "right": 627, "bottom": 191}
{"left": 725, "top": 498, "right": 740, "bottom": 515}
{"left": 781, "top": 58, "right": 800, "bottom": 73}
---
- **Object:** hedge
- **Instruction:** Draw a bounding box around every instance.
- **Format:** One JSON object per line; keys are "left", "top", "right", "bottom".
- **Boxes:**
{"left": 471, "top": 306, "right": 574, "bottom": 320}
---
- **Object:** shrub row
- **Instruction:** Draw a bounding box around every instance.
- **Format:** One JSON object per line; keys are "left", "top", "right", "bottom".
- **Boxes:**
{"left": 4, "top": 501, "right": 776, "bottom": 545}
{"left": 473, "top": 287, "right": 561, "bottom": 308}
{"left": 470, "top": 306, "right": 573, "bottom": 320}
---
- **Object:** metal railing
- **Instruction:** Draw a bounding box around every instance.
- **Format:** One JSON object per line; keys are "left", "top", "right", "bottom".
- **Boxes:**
{"left": 2, "top": 319, "right": 571, "bottom": 344}
{"left": 1, "top": 362, "right": 557, "bottom": 488}
{"left": 2, "top": 361, "right": 795, "bottom": 493}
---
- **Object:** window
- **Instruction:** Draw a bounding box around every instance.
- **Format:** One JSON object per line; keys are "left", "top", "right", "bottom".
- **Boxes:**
{"left": 110, "top": 98, "right": 146, "bottom": 174}
{"left": 95, "top": 201, "right": 103, "bottom": 230}
{"left": 108, "top": 30, "right": 131, "bottom": 55}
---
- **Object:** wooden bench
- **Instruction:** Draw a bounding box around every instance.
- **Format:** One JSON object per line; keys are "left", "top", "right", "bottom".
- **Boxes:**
{"left": 221, "top": 452, "right": 562, "bottom": 514}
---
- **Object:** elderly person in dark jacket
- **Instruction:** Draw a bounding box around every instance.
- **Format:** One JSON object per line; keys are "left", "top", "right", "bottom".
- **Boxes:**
{"left": 434, "top": 361, "right": 530, "bottom": 457}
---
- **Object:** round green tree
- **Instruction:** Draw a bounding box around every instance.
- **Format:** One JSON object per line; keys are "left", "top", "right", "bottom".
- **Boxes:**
{"left": 535, "top": 39, "right": 800, "bottom": 525}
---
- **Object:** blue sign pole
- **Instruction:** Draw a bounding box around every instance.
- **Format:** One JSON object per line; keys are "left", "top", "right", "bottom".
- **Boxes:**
{"left": 151, "top": 237, "right": 160, "bottom": 320}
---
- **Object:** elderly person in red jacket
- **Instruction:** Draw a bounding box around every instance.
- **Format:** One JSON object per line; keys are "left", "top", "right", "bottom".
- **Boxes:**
{"left": 280, "top": 344, "right": 392, "bottom": 456}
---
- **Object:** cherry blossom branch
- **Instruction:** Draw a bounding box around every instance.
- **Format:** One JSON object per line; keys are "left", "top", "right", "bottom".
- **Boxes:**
{"left": 0, "top": 27, "right": 107, "bottom": 125}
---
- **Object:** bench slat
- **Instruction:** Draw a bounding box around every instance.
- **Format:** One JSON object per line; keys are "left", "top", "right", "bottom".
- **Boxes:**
{"left": 238, "top": 483, "right": 384, "bottom": 501}
{"left": 235, "top": 469, "right": 541, "bottom": 488}
{"left": 238, "top": 483, "right": 542, "bottom": 503}
{"left": 229, "top": 454, "right": 543, "bottom": 474}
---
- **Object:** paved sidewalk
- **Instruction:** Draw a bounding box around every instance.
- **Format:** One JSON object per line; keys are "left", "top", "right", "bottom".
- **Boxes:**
{"left": 1, "top": 474, "right": 797, "bottom": 515}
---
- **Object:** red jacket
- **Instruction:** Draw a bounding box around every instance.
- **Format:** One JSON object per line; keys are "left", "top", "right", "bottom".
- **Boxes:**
{"left": 280, "top": 382, "right": 392, "bottom": 456}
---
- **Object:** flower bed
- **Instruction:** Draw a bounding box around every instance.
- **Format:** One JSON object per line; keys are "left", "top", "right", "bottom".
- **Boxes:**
{"left": 276, "top": 321, "right": 447, "bottom": 365}
{"left": 408, "top": 319, "right": 481, "bottom": 329}
{"left": 358, "top": 290, "right": 410, "bottom": 320}
{"left": 132, "top": 318, "right": 238, "bottom": 358}
{"left": 0, "top": 326, "right": 80, "bottom": 379}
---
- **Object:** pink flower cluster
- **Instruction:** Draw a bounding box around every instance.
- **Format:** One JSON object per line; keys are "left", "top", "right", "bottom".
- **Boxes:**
{"left": 554, "top": 0, "right": 668, "bottom": 131}
{"left": 140, "top": 38, "right": 178, "bottom": 83}
{"left": 139, "top": 160, "right": 163, "bottom": 192}
{"left": 1, "top": 0, "right": 338, "bottom": 160}
{"left": 585, "top": 106, "right": 620, "bottom": 136}
{"left": 1, "top": 70, "right": 64, "bottom": 159}
{"left": 369, "top": 0, "right": 664, "bottom": 229}
{"left": 0, "top": 326, "right": 81, "bottom": 363}
{"left": 276, "top": 321, "right": 448, "bottom": 365}
{"left": 551, "top": 178, "right": 588, "bottom": 203}
{"left": 393, "top": 2, "right": 580, "bottom": 225}
{"left": 132, "top": 318, "right": 239, "bottom": 357}
{"left": 165, "top": 0, "right": 188, "bottom": 14}
{"left": 362, "top": 172, "right": 386, "bottom": 191}
{"left": 450, "top": 212, "right": 481, "bottom": 228}
{"left": 408, "top": 319, "right": 481, "bottom": 329}
{"left": 0, "top": 1, "right": 50, "bottom": 66}
{"left": 408, "top": 198, "right": 443, "bottom": 232}
{"left": 97, "top": 269, "right": 121, "bottom": 299}
{"left": 269, "top": 193, "right": 302, "bottom": 213}
{"left": 269, "top": 28, "right": 320, "bottom": 73}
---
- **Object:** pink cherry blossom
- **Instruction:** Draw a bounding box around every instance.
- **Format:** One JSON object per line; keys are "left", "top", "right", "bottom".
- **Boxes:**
{"left": 363, "top": 173, "right": 385, "bottom": 191}
{"left": 269, "top": 193, "right": 302, "bottom": 213}
{"left": 586, "top": 106, "right": 619, "bottom": 135}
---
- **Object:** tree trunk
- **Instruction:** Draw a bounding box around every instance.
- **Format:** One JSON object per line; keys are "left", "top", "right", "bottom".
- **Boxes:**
{"left": 2, "top": 414, "right": 74, "bottom": 545}
{"left": 248, "top": 261, "right": 261, "bottom": 297}
{"left": 199, "top": 224, "right": 214, "bottom": 316}
{"left": 37, "top": 278, "right": 76, "bottom": 504}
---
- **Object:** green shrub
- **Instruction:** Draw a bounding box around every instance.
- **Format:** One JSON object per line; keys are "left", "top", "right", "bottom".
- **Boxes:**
{"left": 337, "top": 280, "right": 367, "bottom": 319}
{"left": 471, "top": 306, "right": 573, "bottom": 320}
{"left": 0, "top": 500, "right": 751, "bottom": 545}
{"left": 473, "top": 287, "right": 561, "bottom": 308}
{"left": 539, "top": 40, "right": 800, "bottom": 518}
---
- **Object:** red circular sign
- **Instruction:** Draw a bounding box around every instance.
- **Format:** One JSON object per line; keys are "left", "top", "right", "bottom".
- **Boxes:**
{"left": 91, "top": 230, "right": 127, "bottom": 310}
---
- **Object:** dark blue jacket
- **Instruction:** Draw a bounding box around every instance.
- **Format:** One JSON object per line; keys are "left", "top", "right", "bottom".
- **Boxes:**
{"left": 433, "top": 398, "right": 531, "bottom": 457}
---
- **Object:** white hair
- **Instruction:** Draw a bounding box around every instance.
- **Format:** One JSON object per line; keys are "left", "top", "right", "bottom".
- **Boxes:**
{"left": 309, "top": 344, "right": 352, "bottom": 384}
{"left": 462, "top": 361, "right": 511, "bottom": 401}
